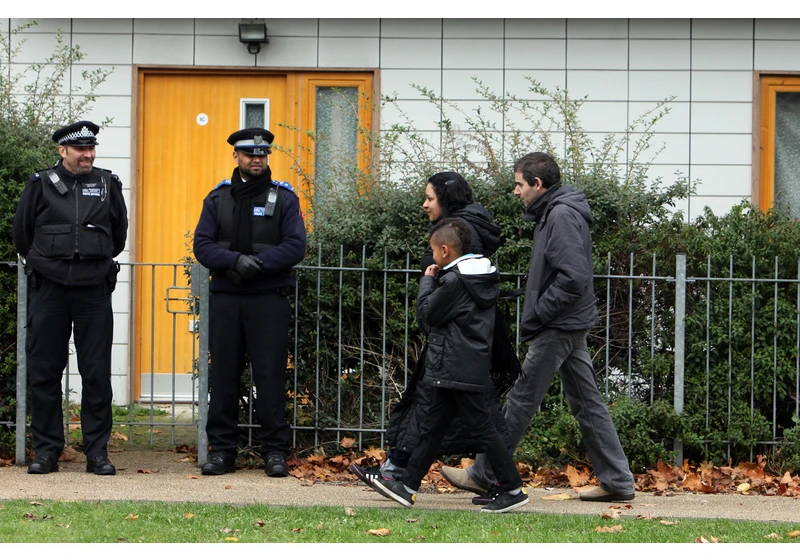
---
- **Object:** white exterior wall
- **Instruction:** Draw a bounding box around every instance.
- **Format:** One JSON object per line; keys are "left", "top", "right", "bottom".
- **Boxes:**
{"left": 4, "top": 16, "right": 799, "bottom": 403}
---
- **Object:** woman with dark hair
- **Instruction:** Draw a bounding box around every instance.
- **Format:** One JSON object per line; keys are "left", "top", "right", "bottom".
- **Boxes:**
{"left": 420, "top": 172, "right": 500, "bottom": 272}
{"left": 351, "top": 171, "right": 520, "bottom": 505}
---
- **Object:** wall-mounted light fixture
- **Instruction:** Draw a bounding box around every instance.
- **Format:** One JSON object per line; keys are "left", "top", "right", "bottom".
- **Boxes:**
{"left": 239, "top": 19, "right": 268, "bottom": 55}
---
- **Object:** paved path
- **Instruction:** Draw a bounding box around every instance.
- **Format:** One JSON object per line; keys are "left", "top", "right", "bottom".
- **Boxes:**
{"left": 1, "top": 450, "right": 798, "bottom": 523}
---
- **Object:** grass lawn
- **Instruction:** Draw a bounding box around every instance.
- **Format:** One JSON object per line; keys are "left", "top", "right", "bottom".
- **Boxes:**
{"left": 0, "top": 500, "right": 798, "bottom": 543}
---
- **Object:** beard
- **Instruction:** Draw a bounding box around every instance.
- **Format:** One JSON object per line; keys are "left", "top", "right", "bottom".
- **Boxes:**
{"left": 239, "top": 163, "right": 266, "bottom": 181}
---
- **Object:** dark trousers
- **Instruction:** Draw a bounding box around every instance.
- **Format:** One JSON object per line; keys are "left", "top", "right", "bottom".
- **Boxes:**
{"left": 401, "top": 386, "right": 522, "bottom": 493}
{"left": 469, "top": 328, "right": 635, "bottom": 493}
{"left": 26, "top": 277, "right": 114, "bottom": 458}
{"left": 206, "top": 292, "right": 291, "bottom": 455}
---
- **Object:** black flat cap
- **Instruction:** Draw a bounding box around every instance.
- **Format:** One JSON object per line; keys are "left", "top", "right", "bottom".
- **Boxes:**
{"left": 52, "top": 120, "right": 100, "bottom": 146}
{"left": 227, "top": 127, "right": 274, "bottom": 155}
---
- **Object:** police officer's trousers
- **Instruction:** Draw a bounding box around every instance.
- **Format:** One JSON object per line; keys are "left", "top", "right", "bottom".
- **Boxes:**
{"left": 26, "top": 277, "right": 114, "bottom": 459}
{"left": 206, "top": 291, "right": 291, "bottom": 456}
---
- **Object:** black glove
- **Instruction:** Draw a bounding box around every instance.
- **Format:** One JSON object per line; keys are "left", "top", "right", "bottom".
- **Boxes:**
{"left": 234, "top": 254, "right": 264, "bottom": 282}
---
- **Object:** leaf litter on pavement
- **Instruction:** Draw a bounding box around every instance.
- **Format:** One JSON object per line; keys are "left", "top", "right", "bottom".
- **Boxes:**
{"left": 22, "top": 441, "right": 796, "bottom": 500}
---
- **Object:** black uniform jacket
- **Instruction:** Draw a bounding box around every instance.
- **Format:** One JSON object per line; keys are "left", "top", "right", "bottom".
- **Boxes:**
{"left": 193, "top": 177, "right": 307, "bottom": 294}
{"left": 12, "top": 161, "right": 128, "bottom": 286}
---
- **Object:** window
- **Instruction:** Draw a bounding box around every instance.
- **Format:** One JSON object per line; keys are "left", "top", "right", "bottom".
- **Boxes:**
{"left": 314, "top": 86, "right": 360, "bottom": 198}
{"left": 758, "top": 76, "right": 800, "bottom": 218}
{"left": 299, "top": 74, "right": 373, "bottom": 209}
{"left": 241, "top": 98, "right": 270, "bottom": 129}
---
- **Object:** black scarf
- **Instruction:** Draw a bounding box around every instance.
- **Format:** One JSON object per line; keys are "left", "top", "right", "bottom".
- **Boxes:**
{"left": 228, "top": 166, "right": 272, "bottom": 254}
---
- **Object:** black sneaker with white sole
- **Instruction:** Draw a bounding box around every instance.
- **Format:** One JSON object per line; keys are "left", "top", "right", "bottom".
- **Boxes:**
{"left": 370, "top": 477, "right": 417, "bottom": 508}
{"left": 472, "top": 487, "right": 501, "bottom": 506}
{"left": 350, "top": 463, "right": 383, "bottom": 485}
{"left": 480, "top": 489, "right": 529, "bottom": 513}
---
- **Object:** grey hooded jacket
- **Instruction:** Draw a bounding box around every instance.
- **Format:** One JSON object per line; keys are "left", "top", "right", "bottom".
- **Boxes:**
{"left": 520, "top": 182, "right": 599, "bottom": 341}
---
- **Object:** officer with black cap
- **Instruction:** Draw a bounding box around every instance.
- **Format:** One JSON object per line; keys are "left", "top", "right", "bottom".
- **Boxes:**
{"left": 193, "top": 127, "right": 307, "bottom": 477}
{"left": 12, "top": 120, "right": 128, "bottom": 476}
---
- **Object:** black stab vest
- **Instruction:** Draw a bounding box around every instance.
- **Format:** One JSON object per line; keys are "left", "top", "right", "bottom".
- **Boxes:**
{"left": 32, "top": 167, "right": 115, "bottom": 260}
{"left": 216, "top": 183, "right": 284, "bottom": 254}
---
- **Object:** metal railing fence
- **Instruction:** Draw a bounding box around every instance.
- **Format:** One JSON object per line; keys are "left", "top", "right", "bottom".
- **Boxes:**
{"left": 5, "top": 248, "right": 800, "bottom": 466}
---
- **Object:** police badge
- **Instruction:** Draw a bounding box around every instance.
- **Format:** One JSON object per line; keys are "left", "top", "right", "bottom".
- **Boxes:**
{"left": 254, "top": 135, "right": 263, "bottom": 144}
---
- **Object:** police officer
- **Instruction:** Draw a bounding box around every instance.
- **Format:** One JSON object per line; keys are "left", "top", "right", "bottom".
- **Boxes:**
{"left": 193, "top": 127, "right": 307, "bottom": 477}
{"left": 12, "top": 120, "right": 128, "bottom": 475}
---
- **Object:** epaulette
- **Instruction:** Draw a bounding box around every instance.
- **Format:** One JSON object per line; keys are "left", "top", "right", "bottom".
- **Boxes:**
{"left": 272, "top": 180, "right": 294, "bottom": 192}
{"left": 214, "top": 179, "right": 232, "bottom": 190}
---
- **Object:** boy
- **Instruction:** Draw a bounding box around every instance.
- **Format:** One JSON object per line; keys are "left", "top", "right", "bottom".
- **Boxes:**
{"left": 369, "top": 218, "right": 528, "bottom": 513}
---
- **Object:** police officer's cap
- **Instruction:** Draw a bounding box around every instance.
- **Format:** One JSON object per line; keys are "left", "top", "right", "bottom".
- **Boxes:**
{"left": 227, "top": 128, "right": 274, "bottom": 155}
{"left": 52, "top": 120, "right": 100, "bottom": 146}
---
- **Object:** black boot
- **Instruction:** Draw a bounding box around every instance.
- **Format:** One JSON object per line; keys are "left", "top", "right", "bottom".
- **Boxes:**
{"left": 201, "top": 450, "right": 236, "bottom": 475}
{"left": 264, "top": 451, "right": 288, "bottom": 477}
{"left": 86, "top": 456, "right": 116, "bottom": 475}
{"left": 28, "top": 455, "right": 59, "bottom": 474}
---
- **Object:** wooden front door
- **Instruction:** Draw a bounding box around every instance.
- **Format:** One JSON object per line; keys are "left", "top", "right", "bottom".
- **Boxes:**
{"left": 135, "top": 71, "right": 293, "bottom": 401}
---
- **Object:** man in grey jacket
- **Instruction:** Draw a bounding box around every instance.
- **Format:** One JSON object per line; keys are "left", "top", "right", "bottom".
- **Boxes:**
{"left": 441, "top": 152, "right": 636, "bottom": 502}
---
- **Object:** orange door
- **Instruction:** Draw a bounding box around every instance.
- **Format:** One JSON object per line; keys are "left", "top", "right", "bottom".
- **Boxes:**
{"left": 135, "top": 71, "right": 293, "bottom": 401}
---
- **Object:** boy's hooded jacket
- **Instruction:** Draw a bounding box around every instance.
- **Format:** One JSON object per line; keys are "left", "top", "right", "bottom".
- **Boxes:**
{"left": 416, "top": 255, "right": 500, "bottom": 392}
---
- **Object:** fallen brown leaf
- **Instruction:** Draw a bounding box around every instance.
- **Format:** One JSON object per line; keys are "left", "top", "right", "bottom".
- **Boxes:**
{"left": 595, "top": 525, "right": 624, "bottom": 533}
{"left": 111, "top": 431, "right": 128, "bottom": 441}
{"left": 788, "top": 530, "right": 800, "bottom": 538}
{"left": 184, "top": 513, "right": 195, "bottom": 519}
{"left": 30, "top": 501, "right": 43, "bottom": 506}
{"left": 224, "top": 537, "right": 239, "bottom": 542}
{"left": 660, "top": 520, "right": 680, "bottom": 526}
{"left": 340, "top": 437, "right": 355, "bottom": 449}
{"left": 137, "top": 469, "right": 153, "bottom": 474}
{"left": 126, "top": 514, "right": 139, "bottom": 521}
{"left": 291, "top": 527, "right": 304, "bottom": 533}
{"left": 368, "top": 528, "right": 392, "bottom": 537}
{"left": 187, "top": 474, "right": 201, "bottom": 479}
{"left": 344, "top": 507, "right": 355, "bottom": 516}
{"left": 764, "top": 533, "right": 782, "bottom": 540}
{"left": 541, "top": 493, "right": 575, "bottom": 501}
{"left": 254, "top": 520, "right": 266, "bottom": 527}
{"left": 566, "top": 465, "right": 591, "bottom": 488}
{"left": 224, "top": 485, "right": 232, "bottom": 490}
{"left": 601, "top": 511, "right": 620, "bottom": 519}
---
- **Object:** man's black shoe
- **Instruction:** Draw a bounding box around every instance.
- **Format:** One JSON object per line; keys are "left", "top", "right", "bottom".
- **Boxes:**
{"left": 201, "top": 451, "right": 236, "bottom": 475}
{"left": 264, "top": 451, "right": 288, "bottom": 477}
{"left": 28, "top": 455, "right": 59, "bottom": 474}
{"left": 86, "top": 456, "right": 116, "bottom": 476}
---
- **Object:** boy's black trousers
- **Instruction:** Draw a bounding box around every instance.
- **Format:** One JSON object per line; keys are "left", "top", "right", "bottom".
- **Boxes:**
{"left": 401, "top": 385, "right": 522, "bottom": 493}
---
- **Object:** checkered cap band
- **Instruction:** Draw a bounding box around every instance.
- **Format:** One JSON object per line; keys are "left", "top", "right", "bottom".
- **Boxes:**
{"left": 57, "top": 126, "right": 96, "bottom": 145}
